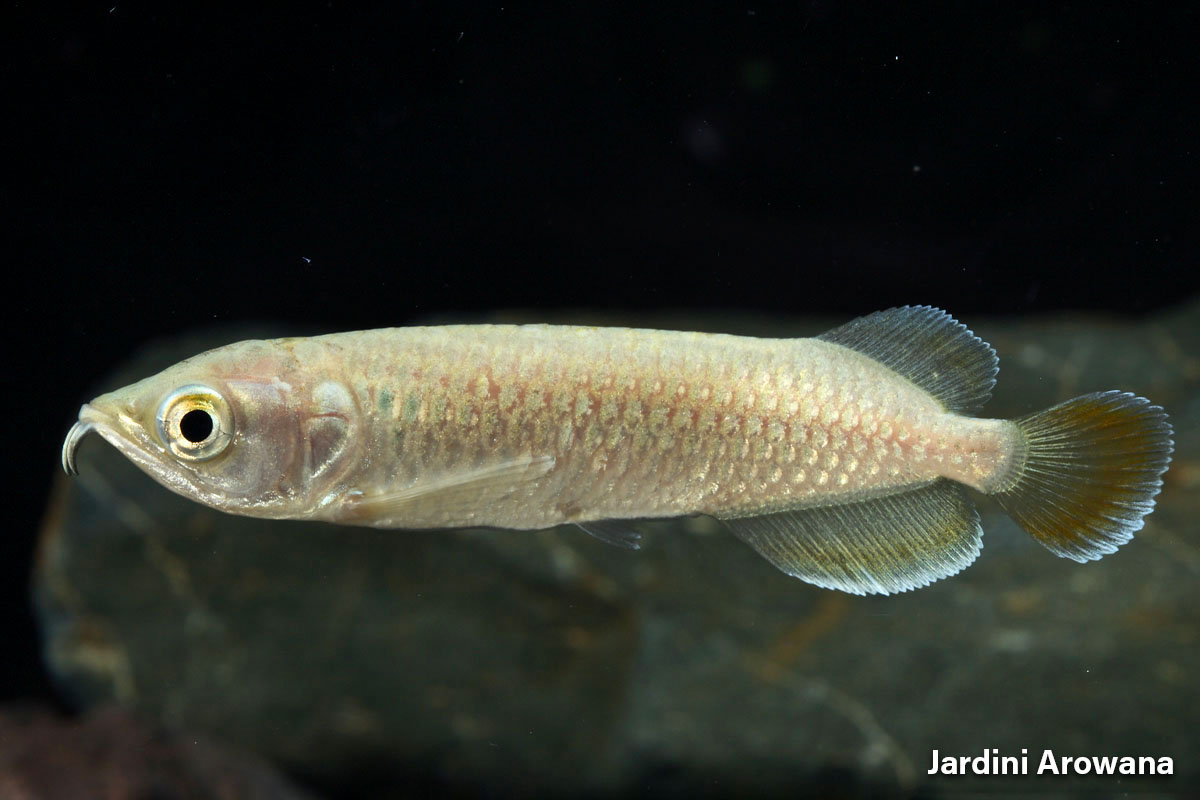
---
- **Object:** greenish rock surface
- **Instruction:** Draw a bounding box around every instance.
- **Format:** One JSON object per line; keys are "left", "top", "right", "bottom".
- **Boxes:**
{"left": 37, "top": 305, "right": 1200, "bottom": 798}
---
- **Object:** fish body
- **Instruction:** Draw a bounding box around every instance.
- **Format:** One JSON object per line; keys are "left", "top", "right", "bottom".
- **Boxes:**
{"left": 63, "top": 308, "right": 1173, "bottom": 595}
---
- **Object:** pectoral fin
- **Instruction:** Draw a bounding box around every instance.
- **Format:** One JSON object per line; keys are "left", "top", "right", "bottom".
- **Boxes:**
{"left": 721, "top": 480, "right": 982, "bottom": 595}
{"left": 334, "top": 454, "right": 556, "bottom": 527}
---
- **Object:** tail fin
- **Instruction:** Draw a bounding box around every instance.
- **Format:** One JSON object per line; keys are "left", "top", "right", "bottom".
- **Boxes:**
{"left": 993, "top": 391, "right": 1173, "bottom": 562}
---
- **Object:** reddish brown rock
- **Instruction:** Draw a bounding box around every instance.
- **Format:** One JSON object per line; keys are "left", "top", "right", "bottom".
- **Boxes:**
{"left": 0, "top": 705, "right": 316, "bottom": 800}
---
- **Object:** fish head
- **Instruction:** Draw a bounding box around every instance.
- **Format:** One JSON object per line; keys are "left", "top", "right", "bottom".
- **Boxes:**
{"left": 62, "top": 339, "right": 361, "bottom": 519}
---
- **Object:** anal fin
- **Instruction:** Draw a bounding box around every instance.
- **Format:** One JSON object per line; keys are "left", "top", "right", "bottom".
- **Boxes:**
{"left": 721, "top": 480, "right": 982, "bottom": 595}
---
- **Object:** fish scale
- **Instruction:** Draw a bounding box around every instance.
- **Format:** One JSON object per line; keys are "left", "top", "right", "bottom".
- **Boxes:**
{"left": 334, "top": 325, "right": 957, "bottom": 526}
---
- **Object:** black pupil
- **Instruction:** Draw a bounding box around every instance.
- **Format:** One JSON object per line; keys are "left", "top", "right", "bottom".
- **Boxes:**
{"left": 180, "top": 409, "right": 214, "bottom": 443}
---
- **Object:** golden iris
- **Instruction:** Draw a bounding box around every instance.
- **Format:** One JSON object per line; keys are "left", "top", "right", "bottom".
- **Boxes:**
{"left": 155, "top": 384, "right": 233, "bottom": 462}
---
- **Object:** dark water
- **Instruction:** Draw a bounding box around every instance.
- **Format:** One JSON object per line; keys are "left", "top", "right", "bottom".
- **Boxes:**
{"left": 10, "top": 4, "right": 1199, "bottom": 798}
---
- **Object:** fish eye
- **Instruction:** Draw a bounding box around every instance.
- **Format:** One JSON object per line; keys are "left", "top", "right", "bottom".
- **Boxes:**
{"left": 156, "top": 384, "right": 233, "bottom": 462}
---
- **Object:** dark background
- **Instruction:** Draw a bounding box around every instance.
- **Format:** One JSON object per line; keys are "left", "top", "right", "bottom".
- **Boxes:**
{"left": 6, "top": 0, "right": 1196, "bottom": 741}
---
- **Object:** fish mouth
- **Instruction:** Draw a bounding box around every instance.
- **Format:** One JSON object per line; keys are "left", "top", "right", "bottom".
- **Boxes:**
{"left": 61, "top": 404, "right": 105, "bottom": 475}
{"left": 61, "top": 402, "right": 166, "bottom": 479}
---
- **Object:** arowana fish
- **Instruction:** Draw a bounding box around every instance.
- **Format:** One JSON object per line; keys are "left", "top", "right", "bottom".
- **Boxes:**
{"left": 61, "top": 307, "right": 1173, "bottom": 595}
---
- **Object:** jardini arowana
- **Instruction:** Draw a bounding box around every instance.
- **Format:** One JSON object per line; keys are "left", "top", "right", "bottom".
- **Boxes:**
{"left": 63, "top": 307, "right": 1173, "bottom": 595}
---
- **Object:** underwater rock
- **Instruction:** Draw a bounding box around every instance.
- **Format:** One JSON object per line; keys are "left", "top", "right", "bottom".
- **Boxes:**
{"left": 37, "top": 305, "right": 1200, "bottom": 798}
{"left": 0, "top": 704, "right": 318, "bottom": 800}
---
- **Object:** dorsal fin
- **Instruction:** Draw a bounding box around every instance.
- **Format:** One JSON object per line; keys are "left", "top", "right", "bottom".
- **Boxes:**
{"left": 817, "top": 306, "right": 998, "bottom": 414}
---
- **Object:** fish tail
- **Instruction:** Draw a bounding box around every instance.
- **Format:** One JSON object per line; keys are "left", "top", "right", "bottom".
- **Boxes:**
{"left": 992, "top": 391, "right": 1173, "bottom": 562}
